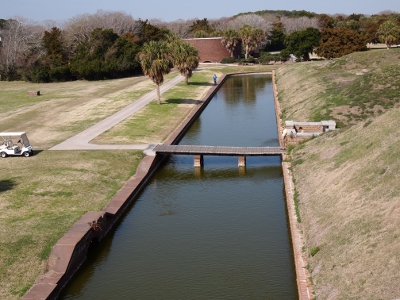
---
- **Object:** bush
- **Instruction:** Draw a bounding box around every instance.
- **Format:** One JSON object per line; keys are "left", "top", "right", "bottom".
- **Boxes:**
{"left": 279, "top": 49, "right": 291, "bottom": 62}
{"left": 258, "top": 50, "right": 291, "bottom": 64}
{"left": 49, "top": 65, "right": 73, "bottom": 82}
{"left": 245, "top": 56, "right": 256, "bottom": 63}
{"left": 220, "top": 57, "right": 236, "bottom": 64}
{"left": 258, "top": 52, "right": 277, "bottom": 64}
{"left": 310, "top": 247, "right": 320, "bottom": 256}
{"left": 238, "top": 56, "right": 257, "bottom": 65}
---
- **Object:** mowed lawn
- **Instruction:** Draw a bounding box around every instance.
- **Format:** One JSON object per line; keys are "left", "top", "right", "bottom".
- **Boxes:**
{"left": 0, "top": 64, "right": 278, "bottom": 299}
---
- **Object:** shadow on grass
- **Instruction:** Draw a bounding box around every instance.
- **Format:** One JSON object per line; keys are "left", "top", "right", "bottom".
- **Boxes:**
{"left": 0, "top": 149, "right": 44, "bottom": 161}
{"left": 165, "top": 98, "right": 199, "bottom": 105}
{"left": 0, "top": 179, "right": 17, "bottom": 193}
{"left": 186, "top": 82, "right": 215, "bottom": 87}
{"left": 32, "top": 150, "right": 44, "bottom": 155}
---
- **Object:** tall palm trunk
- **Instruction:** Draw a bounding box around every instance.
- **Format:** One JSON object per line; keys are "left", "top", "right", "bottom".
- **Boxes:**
{"left": 156, "top": 84, "right": 161, "bottom": 105}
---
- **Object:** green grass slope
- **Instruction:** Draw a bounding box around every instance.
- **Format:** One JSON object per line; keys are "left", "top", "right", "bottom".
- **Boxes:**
{"left": 276, "top": 50, "right": 400, "bottom": 299}
{"left": 276, "top": 49, "right": 400, "bottom": 128}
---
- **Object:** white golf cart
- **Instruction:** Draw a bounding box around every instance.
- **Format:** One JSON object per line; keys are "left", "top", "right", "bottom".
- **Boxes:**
{"left": 0, "top": 132, "right": 33, "bottom": 158}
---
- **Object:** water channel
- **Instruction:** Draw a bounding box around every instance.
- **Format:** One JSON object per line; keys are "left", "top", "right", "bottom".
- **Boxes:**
{"left": 60, "top": 74, "right": 298, "bottom": 299}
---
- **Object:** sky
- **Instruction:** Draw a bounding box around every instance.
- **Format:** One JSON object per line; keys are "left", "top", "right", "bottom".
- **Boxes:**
{"left": 2, "top": 0, "right": 399, "bottom": 23}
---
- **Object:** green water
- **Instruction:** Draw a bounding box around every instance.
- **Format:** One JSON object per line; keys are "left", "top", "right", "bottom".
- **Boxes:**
{"left": 60, "top": 74, "right": 298, "bottom": 299}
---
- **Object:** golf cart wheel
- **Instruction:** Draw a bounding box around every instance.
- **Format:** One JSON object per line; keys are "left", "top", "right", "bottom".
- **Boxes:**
{"left": 1, "top": 152, "right": 7, "bottom": 158}
{"left": 23, "top": 151, "right": 30, "bottom": 157}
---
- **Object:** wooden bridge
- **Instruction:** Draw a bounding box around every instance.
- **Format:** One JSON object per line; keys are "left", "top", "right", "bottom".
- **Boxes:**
{"left": 153, "top": 144, "right": 286, "bottom": 167}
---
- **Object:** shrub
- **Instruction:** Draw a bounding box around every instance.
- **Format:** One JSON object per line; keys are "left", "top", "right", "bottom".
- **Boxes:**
{"left": 310, "top": 247, "right": 320, "bottom": 256}
{"left": 238, "top": 56, "right": 257, "bottom": 65}
{"left": 220, "top": 57, "right": 236, "bottom": 64}
{"left": 258, "top": 52, "right": 275, "bottom": 64}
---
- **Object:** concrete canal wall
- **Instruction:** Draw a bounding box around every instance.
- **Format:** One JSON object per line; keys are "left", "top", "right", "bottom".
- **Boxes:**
{"left": 24, "top": 72, "right": 312, "bottom": 300}
{"left": 272, "top": 70, "right": 314, "bottom": 300}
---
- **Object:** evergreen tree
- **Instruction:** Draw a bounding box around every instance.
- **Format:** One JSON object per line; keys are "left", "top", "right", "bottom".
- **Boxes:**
{"left": 70, "top": 28, "right": 140, "bottom": 80}
{"left": 285, "top": 27, "right": 320, "bottom": 61}
{"left": 316, "top": 27, "right": 368, "bottom": 58}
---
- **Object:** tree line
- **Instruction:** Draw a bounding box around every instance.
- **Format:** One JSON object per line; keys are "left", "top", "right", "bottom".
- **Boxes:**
{"left": 220, "top": 11, "right": 400, "bottom": 63}
{"left": 0, "top": 10, "right": 399, "bottom": 82}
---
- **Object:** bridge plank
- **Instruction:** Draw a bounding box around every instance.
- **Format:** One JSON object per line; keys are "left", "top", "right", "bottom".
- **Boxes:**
{"left": 153, "top": 144, "right": 285, "bottom": 156}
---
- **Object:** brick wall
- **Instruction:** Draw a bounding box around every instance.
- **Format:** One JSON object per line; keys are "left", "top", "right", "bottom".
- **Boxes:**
{"left": 184, "top": 38, "right": 241, "bottom": 63}
{"left": 294, "top": 125, "right": 323, "bottom": 133}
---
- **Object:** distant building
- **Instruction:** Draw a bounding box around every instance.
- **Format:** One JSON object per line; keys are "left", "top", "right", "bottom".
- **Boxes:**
{"left": 184, "top": 37, "right": 241, "bottom": 63}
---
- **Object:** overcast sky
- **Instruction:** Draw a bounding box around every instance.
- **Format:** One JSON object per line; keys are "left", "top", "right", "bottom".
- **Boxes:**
{"left": 2, "top": 0, "right": 399, "bottom": 22}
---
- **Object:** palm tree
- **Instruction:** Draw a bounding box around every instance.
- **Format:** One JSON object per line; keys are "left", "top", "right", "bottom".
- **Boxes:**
{"left": 253, "top": 28, "right": 266, "bottom": 48}
{"left": 238, "top": 25, "right": 267, "bottom": 59}
{"left": 172, "top": 42, "right": 199, "bottom": 85}
{"left": 221, "top": 29, "right": 240, "bottom": 58}
{"left": 377, "top": 20, "right": 400, "bottom": 49}
{"left": 136, "top": 40, "right": 173, "bottom": 105}
{"left": 239, "top": 25, "right": 254, "bottom": 59}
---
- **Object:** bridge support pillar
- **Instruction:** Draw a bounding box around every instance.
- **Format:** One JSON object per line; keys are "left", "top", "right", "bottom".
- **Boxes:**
{"left": 194, "top": 155, "right": 204, "bottom": 167}
{"left": 238, "top": 156, "right": 246, "bottom": 167}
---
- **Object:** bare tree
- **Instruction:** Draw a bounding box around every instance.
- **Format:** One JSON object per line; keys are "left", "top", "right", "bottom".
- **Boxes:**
{"left": 209, "top": 17, "right": 234, "bottom": 31}
{"left": 281, "top": 16, "right": 321, "bottom": 34}
{"left": 259, "top": 13, "right": 280, "bottom": 23}
{"left": 378, "top": 10, "right": 397, "bottom": 15}
{"left": 157, "top": 19, "right": 193, "bottom": 38}
{"left": 226, "top": 14, "right": 272, "bottom": 33}
{"left": 0, "top": 16, "right": 44, "bottom": 80}
{"left": 62, "top": 10, "right": 142, "bottom": 50}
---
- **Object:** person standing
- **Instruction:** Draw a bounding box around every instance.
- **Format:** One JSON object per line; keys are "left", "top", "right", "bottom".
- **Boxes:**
{"left": 213, "top": 74, "right": 217, "bottom": 85}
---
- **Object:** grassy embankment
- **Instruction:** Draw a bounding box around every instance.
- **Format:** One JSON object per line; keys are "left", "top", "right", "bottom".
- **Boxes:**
{"left": 276, "top": 49, "right": 400, "bottom": 299}
{"left": 0, "top": 64, "right": 276, "bottom": 299}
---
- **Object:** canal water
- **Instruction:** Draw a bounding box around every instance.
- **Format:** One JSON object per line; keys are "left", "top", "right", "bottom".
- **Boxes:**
{"left": 60, "top": 74, "right": 298, "bottom": 299}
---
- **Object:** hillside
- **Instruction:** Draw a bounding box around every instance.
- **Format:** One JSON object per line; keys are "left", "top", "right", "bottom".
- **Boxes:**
{"left": 276, "top": 50, "right": 400, "bottom": 299}
{"left": 277, "top": 49, "right": 400, "bottom": 128}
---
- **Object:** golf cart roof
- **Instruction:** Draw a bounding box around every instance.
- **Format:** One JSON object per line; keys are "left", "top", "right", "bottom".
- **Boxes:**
{"left": 0, "top": 132, "right": 27, "bottom": 137}
{"left": 0, "top": 132, "right": 31, "bottom": 147}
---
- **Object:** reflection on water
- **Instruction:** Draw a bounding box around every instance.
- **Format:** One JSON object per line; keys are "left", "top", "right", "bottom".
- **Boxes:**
{"left": 60, "top": 74, "right": 298, "bottom": 300}
{"left": 222, "top": 75, "right": 271, "bottom": 103}
{"left": 183, "top": 74, "right": 278, "bottom": 148}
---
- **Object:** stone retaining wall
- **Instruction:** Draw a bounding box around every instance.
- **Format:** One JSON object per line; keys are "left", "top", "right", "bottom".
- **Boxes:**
{"left": 272, "top": 71, "right": 314, "bottom": 300}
